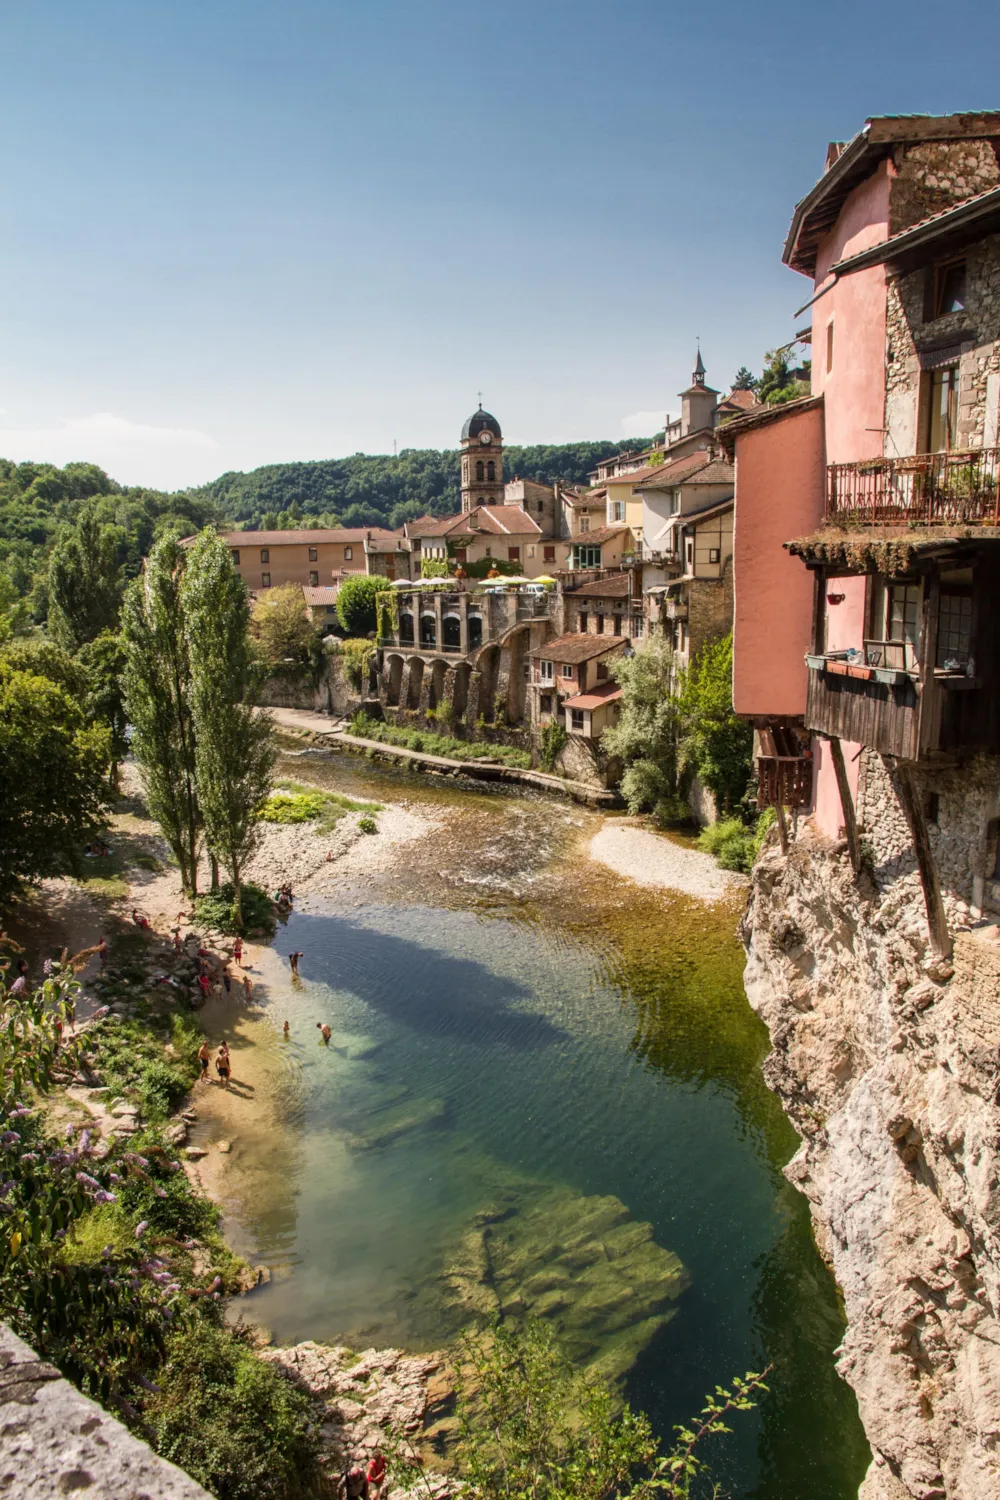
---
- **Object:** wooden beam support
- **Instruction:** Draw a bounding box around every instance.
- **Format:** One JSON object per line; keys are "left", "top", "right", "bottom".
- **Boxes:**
{"left": 827, "top": 735, "right": 862, "bottom": 876}
{"left": 894, "top": 761, "right": 953, "bottom": 961}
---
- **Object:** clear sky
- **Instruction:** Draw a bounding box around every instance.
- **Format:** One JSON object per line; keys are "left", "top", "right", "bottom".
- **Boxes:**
{"left": 2, "top": 0, "right": 999, "bottom": 489}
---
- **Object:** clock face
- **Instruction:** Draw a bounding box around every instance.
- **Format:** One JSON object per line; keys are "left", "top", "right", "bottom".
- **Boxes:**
{"left": 479, "top": 430, "right": 492, "bottom": 445}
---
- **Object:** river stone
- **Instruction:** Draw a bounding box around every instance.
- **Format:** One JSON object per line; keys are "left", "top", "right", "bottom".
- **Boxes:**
{"left": 345, "top": 1097, "right": 447, "bottom": 1152}
{"left": 185, "top": 1146, "right": 208, "bottom": 1160}
{"left": 433, "top": 1183, "right": 689, "bottom": 1383}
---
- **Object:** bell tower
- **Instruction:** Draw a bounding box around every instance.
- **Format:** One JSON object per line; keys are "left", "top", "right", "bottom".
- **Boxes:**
{"left": 460, "top": 404, "right": 504, "bottom": 513}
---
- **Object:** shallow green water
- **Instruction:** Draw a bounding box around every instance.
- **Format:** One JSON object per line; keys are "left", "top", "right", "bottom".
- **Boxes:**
{"left": 222, "top": 750, "right": 870, "bottom": 1498}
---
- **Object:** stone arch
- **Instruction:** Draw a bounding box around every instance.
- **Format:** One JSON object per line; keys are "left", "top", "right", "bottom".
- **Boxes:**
{"left": 406, "top": 657, "right": 424, "bottom": 710}
{"left": 477, "top": 643, "right": 500, "bottom": 716}
{"left": 399, "top": 611, "right": 414, "bottom": 645}
{"left": 419, "top": 611, "right": 437, "bottom": 648}
{"left": 476, "top": 459, "right": 485, "bottom": 482}
{"left": 452, "top": 662, "right": 470, "bottom": 720}
{"left": 442, "top": 613, "right": 461, "bottom": 651}
{"left": 428, "top": 659, "right": 447, "bottom": 711}
{"left": 487, "top": 459, "right": 495, "bottom": 481}
{"left": 384, "top": 654, "right": 404, "bottom": 707}
{"left": 467, "top": 611, "right": 484, "bottom": 650}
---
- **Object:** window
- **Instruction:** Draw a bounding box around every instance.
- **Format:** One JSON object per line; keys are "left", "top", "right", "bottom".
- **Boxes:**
{"left": 399, "top": 612, "right": 414, "bottom": 644}
{"left": 344, "top": 546, "right": 353, "bottom": 560}
{"left": 825, "top": 320, "right": 834, "bottom": 374}
{"left": 419, "top": 615, "right": 436, "bottom": 647}
{"left": 537, "top": 499, "right": 544, "bottom": 513}
{"left": 935, "top": 260, "right": 967, "bottom": 317}
{"left": 468, "top": 614, "right": 483, "bottom": 648}
{"left": 579, "top": 515, "right": 590, "bottom": 533}
{"left": 230, "top": 549, "right": 240, "bottom": 565}
{"left": 260, "top": 548, "right": 270, "bottom": 563}
{"left": 540, "top": 693, "right": 552, "bottom": 714}
{"left": 669, "top": 490, "right": 681, "bottom": 516}
{"left": 308, "top": 547, "right": 318, "bottom": 562}
{"left": 936, "top": 588, "right": 973, "bottom": 668}
{"left": 487, "top": 461, "right": 495, "bottom": 481}
{"left": 309, "top": 571, "right": 319, "bottom": 586}
{"left": 685, "top": 539, "right": 694, "bottom": 570}
{"left": 476, "top": 460, "right": 485, "bottom": 481}
{"left": 326, "top": 604, "right": 336, "bottom": 615}
{"left": 485, "top": 546, "right": 492, "bottom": 557}
{"left": 579, "top": 612, "right": 588, "bottom": 632}
{"left": 631, "top": 615, "right": 644, "bottom": 637}
{"left": 540, "top": 660, "right": 554, "bottom": 682}
{"left": 596, "top": 662, "right": 608, "bottom": 680}
{"left": 261, "top": 572, "right": 271, "bottom": 588}
{"left": 709, "top": 548, "right": 720, "bottom": 564}
{"left": 574, "top": 545, "right": 601, "bottom": 569}
{"left": 596, "top": 613, "right": 605, "bottom": 634}
{"left": 611, "top": 500, "right": 626, "bottom": 522}
{"left": 543, "top": 545, "right": 556, "bottom": 563}
{"left": 613, "top": 614, "right": 622, "bottom": 636}
{"left": 508, "top": 547, "right": 520, "bottom": 562}
{"left": 562, "top": 663, "right": 574, "bottom": 679}
{"left": 570, "top": 709, "right": 585, "bottom": 731}
{"left": 927, "top": 365, "right": 959, "bottom": 452}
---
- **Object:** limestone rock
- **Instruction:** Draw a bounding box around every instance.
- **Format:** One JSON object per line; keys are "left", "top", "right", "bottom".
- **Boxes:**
{"left": 185, "top": 1146, "right": 208, "bottom": 1160}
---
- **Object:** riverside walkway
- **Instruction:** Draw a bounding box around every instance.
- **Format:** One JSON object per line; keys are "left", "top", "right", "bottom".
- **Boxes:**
{"left": 265, "top": 706, "right": 619, "bottom": 807}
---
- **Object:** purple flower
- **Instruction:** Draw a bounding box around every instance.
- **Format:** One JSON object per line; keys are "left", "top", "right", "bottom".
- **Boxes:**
{"left": 153, "top": 1186, "right": 167, "bottom": 1199}
{"left": 79, "top": 1130, "right": 91, "bottom": 1152}
{"left": 75, "top": 1172, "right": 100, "bottom": 1191}
{"left": 42, "top": 959, "right": 53, "bottom": 977}
{"left": 92, "top": 1006, "right": 109, "bottom": 1019}
{"left": 135, "top": 1221, "right": 149, "bottom": 1238}
{"left": 0, "top": 1181, "right": 15, "bottom": 1199}
{"left": 1, "top": 1132, "right": 21, "bottom": 1146}
{"left": 18, "top": 1152, "right": 39, "bottom": 1163}
{"left": 92, "top": 1190, "right": 116, "bottom": 1204}
{"left": 107, "top": 1173, "right": 121, "bottom": 1184}
{"left": 65, "top": 1124, "right": 75, "bottom": 1140}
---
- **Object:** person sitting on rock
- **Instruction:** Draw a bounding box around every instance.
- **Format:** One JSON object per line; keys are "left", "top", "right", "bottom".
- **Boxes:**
{"left": 366, "top": 1453, "right": 386, "bottom": 1500}
{"left": 339, "top": 1467, "right": 369, "bottom": 1500}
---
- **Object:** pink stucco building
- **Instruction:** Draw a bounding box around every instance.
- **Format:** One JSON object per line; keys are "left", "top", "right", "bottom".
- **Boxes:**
{"left": 725, "top": 112, "right": 1000, "bottom": 947}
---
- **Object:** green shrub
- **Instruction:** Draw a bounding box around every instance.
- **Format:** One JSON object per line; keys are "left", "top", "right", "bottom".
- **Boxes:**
{"left": 349, "top": 711, "right": 532, "bottom": 769}
{"left": 335, "top": 574, "right": 392, "bottom": 635}
{"left": 652, "top": 794, "right": 692, "bottom": 827}
{"left": 193, "top": 882, "right": 275, "bottom": 936}
{"left": 261, "top": 790, "right": 328, "bottom": 823}
{"left": 90, "top": 1016, "right": 200, "bottom": 1124}
{"left": 420, "top": 557, "right": 449, "bottom": 579}
{"left": 696, "top": 808, "right": 776, "bottom": 873}
{"left": 539, "top": 721, "right": 567, "bottom": 773}
{"left": 358, "top": 815, "right": 377, "bottom": 834}
{"left": 143, "top": 1321, "right": 320, "bottom": 1500}
{"left": 340, "top": 636, "right": 375, "bottom": 691}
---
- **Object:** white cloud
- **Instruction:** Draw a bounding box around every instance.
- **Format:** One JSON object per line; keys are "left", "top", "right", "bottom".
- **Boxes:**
{"left": 620, "top": 409, "right": 664, "bottom": 437}
{"left": 0, "top": 412, "right": 220, "bottom": 490}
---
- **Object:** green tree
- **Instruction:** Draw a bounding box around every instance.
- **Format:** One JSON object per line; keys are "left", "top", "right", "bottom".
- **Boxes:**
{"left": 76, "top": 631, "right": 130, "bottom": 792}
{"left": 678, "top": 633, "right": 753, "bottom": 814}
{"left": 0, "top": 636, "right": 87, "bottom": 698}
{"left": 121, "top": 537, "right": 202, "bottom": 895}
{"left": 336, "top": 573, "right": 392, "bottom": 635}
{"left": 732, "top": 366, "right": 757, "bottom": 391}
{"left": 182, "top": 530, "right": 275, "bottom": 927}
{"left": 446, "top": 1319, "right": 768, "bottom": 1500}
{"left": 47, "top": 503, "right": 124, "bottom": 650}
{"left": 603, "top": 635, "right": 682, "bottom": 820}
{"left": 0, "top": 663, "right": 111, "bottom": 905}
{"left": 757, "top": 349, "right": 812, "bottom": 407}
{"left": 250, "top": 583, "right": 314, "bottom": 668}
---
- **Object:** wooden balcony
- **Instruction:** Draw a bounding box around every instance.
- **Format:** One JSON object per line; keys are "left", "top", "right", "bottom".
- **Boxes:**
{"left": 827, "top": 448, "right": 1000, "bottom": 526}
{"left": 806, "top": 658, "right": 920, "bottom": 758}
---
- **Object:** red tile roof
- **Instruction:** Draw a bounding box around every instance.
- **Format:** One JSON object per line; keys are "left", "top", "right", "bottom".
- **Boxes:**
{"left": 409, "top": 507, "right": 543, "bottom": 538}
{"left": 302, "top": 586, "right": 340, "bottom": 605}
{"left": 568, "top": 573, "right": 632, "bottom": 598}
{"left": 571, "top": 525, "right": 631, "bottom": 546}
{"left": 562, "top": 683, "right": 623, "bottom": 711}
{"left": 631, "top": 452, "right": 721, "bottom": 489}
{"left": 533, "top": 633, "right": 628, "bottom": 664}
{"left": 220, "top": 527, "right": 396, "bottom": 546}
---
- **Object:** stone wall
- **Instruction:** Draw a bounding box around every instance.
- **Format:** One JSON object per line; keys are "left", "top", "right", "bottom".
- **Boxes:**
{"left": 0, "top": 1322, "right": 210, "bottom": 1499}
{"left": 885, "top": 233, "right": 1000, "bottom": 454}
{"left": 260, "top": 651, "right": 363, "bottom": 717}
{"left": 686, "top": 558, "right": 733, "bottom": 663}
{"left": 889, "top": 139, "right": 1000, "bottom": 236}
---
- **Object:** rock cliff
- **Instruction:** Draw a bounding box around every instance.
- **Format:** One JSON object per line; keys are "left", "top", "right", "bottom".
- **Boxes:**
{"left": 743, "top": 828, "right": 1000, "bottom": 1500}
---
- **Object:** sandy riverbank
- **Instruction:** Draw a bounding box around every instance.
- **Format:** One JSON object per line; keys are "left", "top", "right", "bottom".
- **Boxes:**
{"left": 588, "top": 818, "right": 746, "bottom": 902}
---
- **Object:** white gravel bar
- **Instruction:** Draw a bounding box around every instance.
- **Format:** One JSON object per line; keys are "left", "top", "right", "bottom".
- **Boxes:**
{"left": 589, "top": 821, "right": 746, "bottom": 902}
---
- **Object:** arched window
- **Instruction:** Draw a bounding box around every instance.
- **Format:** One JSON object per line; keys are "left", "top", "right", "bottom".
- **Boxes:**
{"left": 399, "top": 612, "right": 414, "bottom": 644}
{"left": 443, "top": 615, "right": 461, "bottom": 651}
{"left": 420, "top": 614, "right": 436, "bottom": 647}
{"left": 476, "top": 460, "right": 485, "bottom": 482}
{"left": 468, "top": 613, "right": 483, "bottom": 649}
{"left": 487, "top": 460, "right": 495, "bottom": 481}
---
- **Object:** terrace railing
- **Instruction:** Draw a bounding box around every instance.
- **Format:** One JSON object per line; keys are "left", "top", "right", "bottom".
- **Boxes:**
{"left": 827, "top": 448, "right": 1000, "bottom": 526}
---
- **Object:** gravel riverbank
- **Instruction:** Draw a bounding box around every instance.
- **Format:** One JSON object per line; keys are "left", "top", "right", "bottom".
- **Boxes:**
{"left": 589, "top": 819, "right": 746, "bottom": 902}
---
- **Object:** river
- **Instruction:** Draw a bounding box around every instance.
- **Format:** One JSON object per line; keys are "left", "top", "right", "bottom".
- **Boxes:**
{"left": 197, "top": 749, "right": 870, "bottom": 1498}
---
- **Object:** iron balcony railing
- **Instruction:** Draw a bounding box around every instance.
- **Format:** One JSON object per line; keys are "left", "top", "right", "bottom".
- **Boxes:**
{"left": 827, "top": 448, "right": 1000, "bottom": 525}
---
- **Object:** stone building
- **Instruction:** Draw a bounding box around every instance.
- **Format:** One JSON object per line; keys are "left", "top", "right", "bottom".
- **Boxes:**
{"left": 217, "top": 527, "right": 398, "bottom": 592}
{"left": 726, "top": 112, "right": 1000, "bottom": 1500}
{"left": 460, "top": 405, "right": 505, "bottom": 512}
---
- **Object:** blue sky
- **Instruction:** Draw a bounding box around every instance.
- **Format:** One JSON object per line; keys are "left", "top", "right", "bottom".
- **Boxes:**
{"left": 2, "top": 0, "right": 999, "bottom": 489}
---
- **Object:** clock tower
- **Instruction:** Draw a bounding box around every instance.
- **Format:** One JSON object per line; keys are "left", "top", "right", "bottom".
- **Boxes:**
{"left": 460, "top": 404, "right": 504, "bottom": 513}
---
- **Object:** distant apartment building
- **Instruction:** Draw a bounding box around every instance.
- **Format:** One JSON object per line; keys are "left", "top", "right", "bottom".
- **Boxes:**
{"left": 221, "top": 528, "right": 398, "bottom": 592}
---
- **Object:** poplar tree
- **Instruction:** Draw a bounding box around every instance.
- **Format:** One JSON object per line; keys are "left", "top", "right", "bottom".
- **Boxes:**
{"left": 47, "top": 504, "right": 124, "bottom": 651}
{"left": 121, "top": 537, "right": 202, "bottom": 895}
{"left": 181, "top": 529, "right": 275, "bottom": 926}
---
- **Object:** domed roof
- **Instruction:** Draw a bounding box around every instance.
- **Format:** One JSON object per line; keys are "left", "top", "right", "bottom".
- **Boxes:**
{"left": 461, "top": 405, "right": 502, "bottom": 441}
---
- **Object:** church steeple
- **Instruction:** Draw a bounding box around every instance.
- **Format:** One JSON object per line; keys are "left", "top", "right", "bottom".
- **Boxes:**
{"left": 692, "top": 345, "right": 706, "bottom": 386}
{"left": 678, "top": 348, "right": 719, "bottom": 436}
{"left": 459, "top": 404, "right": 504, "bottom": 513}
